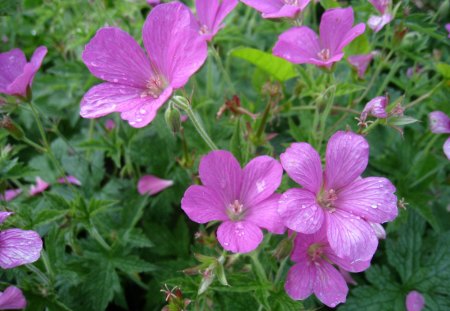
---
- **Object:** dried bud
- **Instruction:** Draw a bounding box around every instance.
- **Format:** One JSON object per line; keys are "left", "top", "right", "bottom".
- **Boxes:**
{"left": 273, "top": 235, "right": 294, "bottom": 260}
{"left": 1, "top": 116, "right": 24, "bottom": 140}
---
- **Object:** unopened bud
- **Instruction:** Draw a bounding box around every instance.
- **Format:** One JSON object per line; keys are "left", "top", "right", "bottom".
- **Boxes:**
{"left": 273, "top": 236, "right": 294, "bottom": 260}
{"left": 1, "top": 117, "right": 24, "bottom": 140}
{"left": 164, "top": 104, "right": 182, "bottom": 134}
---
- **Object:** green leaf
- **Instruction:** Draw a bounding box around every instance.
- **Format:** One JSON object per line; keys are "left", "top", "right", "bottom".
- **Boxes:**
{"left": 335, "top": 83, "right": 366, "bottom": 97}
{"left": 320, "top": 0, "right": 340, "bottom": 9}
{"left": 344, "top": 33, "right": 371, "bottom": 55}
{"left": 230, "top": 118, "right": 244, "bottom": 164}
{"left": 231, "top": 48, "right": 298, "bottom": 81}
{"left": 388, "top": 116, "right": 420, "bottom": 126}
{"left": 113, "top": 256, "right": 158, "bottom": 273}
{"left": 436, "top": 62, "right": 450, "bottom": 79}
{"left": 34, "top": 209, "right": 68, "bottom": 226}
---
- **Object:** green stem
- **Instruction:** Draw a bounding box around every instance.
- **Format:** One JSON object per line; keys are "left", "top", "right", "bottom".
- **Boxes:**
{"left": 26, "top": 264, "right": 50, "bottom": 286}
{"left": 249, "top": 253, "right": 268, "bottom": 284}
{"left": 255, "top": 99, "right": 272, "bottom": 141}
{"left": 210, "top": 46, "right": 236, "bottom": 94}
{"left": 41, "top": 250, "right": 55, "bottom": 282}
{"left": 21, "top": 137, "right": 47, "bottom": 153}
{"left": 405, "top": 81, "right": 444, "bottom": 109}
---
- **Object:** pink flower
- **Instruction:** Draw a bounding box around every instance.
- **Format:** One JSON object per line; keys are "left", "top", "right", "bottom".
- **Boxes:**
{"left": 104, "top": 119, "right": 116, "bottom": 131}
{"left": 429, "top": 111, "right": 450, "bottom": 160}
{"left": 29, "top": 177, "right": 49, "bottom": 196}
{"left": 195, "top": 0, "right": 238, "bottom": 41}
{"left": 406, "top": 291, "right": 425, "bottom": 311}
{"left": 369, "top": 0, "right": 390, "bottom": 15}
{"left": 138, "top": 175, "right": 173, "bottom": 196}
{"left": 0, "top": 47, "right": 47, "bottom": 99}
{"left": 0, "top": 286, "right": 27, "bottom": 310}
{"left": 368, "top": 13, "right": 393, "bottom": 33}
{"left": 348, "top": 53, "right": 375, "bottom": 79}
{"left": 0, "top": 212, "right": 13, "bottom": 224}
{"left": 0, "top": 228, "right": 42, "bottom": 269}
{"left": 273, "top": 8, "right": 365, "bottom": 68}
{"left": 360, "top": 96, "right": 388, "bottom": 122}
{"left": 279, "top": 131, "right": 398, "bottom": 262}
{"left": 285, "top": 228, "right": 370, "bottom": 308}
{"left": 0, "top": 189, "right": 22, "bottom": 202}
{"left": 240, "top": 0, "right": 311, "bottom": 19}
{"left": 57, "top": 176, "right": 82, "bottom": 186}
{"left": 446, "top": 24, "right": 450, "bottom": 38}
{"left": 181, "top": 150, "right": 285, "bottom": 253}
{"left": 80, "top": 2, "right": 207, "bottom": 128}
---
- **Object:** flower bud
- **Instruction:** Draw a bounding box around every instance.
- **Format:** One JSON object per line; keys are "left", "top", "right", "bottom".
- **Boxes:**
{"left": 273, "top": 236, "right": 294, "bottom": 260}
{"left": 0, "top": 116, "right": 24, "bottom": 140}
{"left": 164, "top": 104, "right": 182, "bottom": 134}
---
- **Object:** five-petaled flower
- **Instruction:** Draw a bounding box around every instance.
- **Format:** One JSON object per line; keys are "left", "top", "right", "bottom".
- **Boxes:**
{"left": 195, "top": 0, "right": 238, "bottom": 41}
{"left": 406, "top": 291, "right": 425, "bottom": 311}
{"left": 273, "top": 7, "right": 365, "bottom": 68}
{"left": 428, "top": 111, "right": 450, "bottom": 160}
{"left": 80, "top": 2, "right": 207, "bottom": 128}
{"left": 279, "top": 131, "right": 398, "bottom": 262}
{"left": 240, "top": 0, "right": 311, "bottom": 19}
{"left": 181, "top": 150, "right": 285, "bottom": 253}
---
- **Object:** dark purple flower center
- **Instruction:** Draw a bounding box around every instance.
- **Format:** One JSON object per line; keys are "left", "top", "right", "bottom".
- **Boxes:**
{"left": 317, "top": 48, "right": 331, "bottom": 61}
{"left": 142, "top": 76, "right": 165, "bottom": 99}
{"left": 227, "top": 200, "right": 245, "bottom": 221}
{"left": 317, "top": 188, "right": 338, "bottom": 212}
{"left": 307, "top": 243, "right": 325, "bottom": 262}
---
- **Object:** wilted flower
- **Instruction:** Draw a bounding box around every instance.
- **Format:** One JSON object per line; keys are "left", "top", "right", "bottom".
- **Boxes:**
{"left": 0, "top": 46, "right": 47, "bottom": 99}
{"left": 406, "top": 291, "right": 425, "bottom": 311}
{"left": 29, "top": 177, "right": 49, "bottom": 196}
{"left": 348, "top": 53, "right": 375, "bottom": 79}
{"left": 181, "top": 150, "right": 285, "bottom": 253}
{"left": 80, "top": 2, "right": 207, "bottom": 128}
{"left": 138, "top": 175, "right": 173, "bottom": 196}
{"left": 57, "top": 176, "right": 82, "bottom": 186}
{"left": 360, "top": 96, "right": 388, "bottom": 122}
{"left": 0, "top": 286, "right": 27, "bottom": 310}
{"left": 279, "top": 131, "right": 398, "bottom": 262}
{"left": 428, "top": 111, "right": 450, "bottom": 160}
{"left": 368, "top": 0, "right": 393, "bottom": 33}
{"left": 285, "top": 227, "right": 370, "bottom": 308}
{"left": 0, "top": 189, "right": 21, "bottom": 202}
{"left": 273, "top": 8, "right": 365, "bottom": 68}
{"left": 195, "top": 0, "right": 238, "bottom": 41}
{"left": 240, "top": 0, "right": 310, "bottom": 19}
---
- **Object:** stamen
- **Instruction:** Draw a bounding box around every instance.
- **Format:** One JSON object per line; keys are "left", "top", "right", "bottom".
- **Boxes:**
{"left": 317, "top": 48, "right": 331, "bottom": 61}
{"left": 227, "top": 200, "right": 245, "bottom": 221}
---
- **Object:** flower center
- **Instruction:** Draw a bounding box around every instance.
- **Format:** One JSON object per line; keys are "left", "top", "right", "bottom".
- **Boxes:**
{"left": 284, "top": 0, "right": 298, "bottom": 5}
{"left": 317, "top": 48, "right": 331, "bottom": 61}
{"left": 317, "top": 188, "right": 338, "bottom": 212}
{"left": 227, "top": 200, "right": 245, "bottom": 221}
{"left": 199, "top": 25, "right": 210, "bottom": 35}
{"left": 141, "top": 75, "right": 165, "bottom": 99}
{"left": 307, "top": 243, "right": 325, "bottom": 262}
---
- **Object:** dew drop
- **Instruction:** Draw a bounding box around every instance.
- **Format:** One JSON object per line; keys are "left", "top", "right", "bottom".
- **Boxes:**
{"left": 256, "top": 180, "right": 266, "bottom": 193}
{"left": 371, "top": 204, "right": 378, "bottom": 209}
{"left": 140, "top": 108, "right": 147, "bottom": 115}
{"left": 113, "top": 78, "right": 118, "bottom": 83}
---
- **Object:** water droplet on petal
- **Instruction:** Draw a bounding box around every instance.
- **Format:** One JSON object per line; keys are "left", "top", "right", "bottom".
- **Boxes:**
{"left": 140, "top": 108, "right": 147, "bottom": 115}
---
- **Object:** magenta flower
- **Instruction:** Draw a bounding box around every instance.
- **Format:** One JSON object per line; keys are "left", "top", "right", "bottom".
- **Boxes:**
{"left": 446, "top": 24, "right": 450, "bottom": 38}
{"left": 181, "top": 150, "right": 285, "bottom": 253}
{"left": 428, "top": 111, "right": 450, "bottom": 160}
{"left": 360, "top": 96, "right": 388, "bottom": 122}
{"left": 368, "top": 0, "right": 392, "bottom": 33}
{"left": 29, "top": 177, "right": 49, "bottom": 196}
{"left": 285, "top": 228, "right": 370, "bottom": 308}
{"left": 406, "top": 291, "right": 425, "bottom": 311}
{"left": 80, "top": 2, "right": 207, "bottom": 128}
{"left": 0, "top": 286, "right": 27, "bottom": 310}
{"left": 0, "top": 212, "right": 13, "bottom": 224}
{"left": 0, "top": 189, "right": 21, "bottom": 202}
{"left": 138, "top": 175, "right": 173, "bottom": 196}
{"left": 195, "top": 0, "right": 238, "bottom": 41}
{"left": 147, "top": 0, "right": 160, "bottom": 6}
{"left": 0, "top": 225, "right": 42, "bottom": 269}
{"left": 368, "top": 0, "right": 390, "bottom": 15}
{"left": 279, "top": 131, "right": 398, "bottom": 261}
{"left": 0, "top": 47, "right": 47, "bottom": 99}
{"left": 273, "top": 8, "right": 365, "bottom": 68}
{"left": 104, "top": 119, "right": 116, "bottom": 131}
{"left": 348, "top": 53, "right": 375, "bottom": 79}
{"left": 57, "top": 176, "right": 82, "bottom": 186}
{"left": 240, "top": 0, "right": 310, "bottom": 19}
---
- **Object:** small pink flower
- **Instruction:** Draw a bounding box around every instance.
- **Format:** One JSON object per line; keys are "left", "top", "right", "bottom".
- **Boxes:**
{"left": 285, "top": 227, "right": 370, "bottom": 308}
{"left": 273, "top": 8, "right": 365, "bottom": 68}
{"left": 369, "top": 0, "right": 390, "bottom": 15}
{"left": 368, "top": 13, "right": 393, "bottom": 33}
{"left": 240, "top": 0, "right": 311, "bottom": 19}
{"left": 181, "top": 150, "right": 285, "bottom": 253}
{"left": 195, "top": 0, "right": 238, "bottom": 41}
{"left": 0, "top": 46, "right": 47, "bottom": 98}
{"left": 180, "top": 114, "right": 188, "bottom": 123}
{"left": 138, "top": 175, "right": 173, "bottom": 196}
{"left": 406, "top": 291, "right": 425, "bottom": 311}
{"left": 0, "top": 212, "right": 13, "bottom": 224}
{"left": 279, "top": 131, "right": 398, "bottom": 262}
{"left": 0, "top": 189, "right": 22, "bottom": 202}
{"left": 29, "top": 177, "right": 49, "bottom": 196}
{"left": 0, "top": 228, "right": 42, "bottom": 269}
{"left": 0, "top": 286, "right": 27, "bottom": 310}
{"left": 57, "top": 176, "right": 82, "bottom": 186}
{"left": 446, "top": 24, "right": 450, "bottom": 38}
{"left": 429, "top": 111, "right": 450, "bottom": 160}
{"left": 348, "top": 53, "right": 375, "bottom": 79}
{"left": 360, "top": 96, "right": 388, "bottom": 121}
{"left": 104, "top": 119, "right": 116, "bottom": 131}
{"left": 80, "top": 2, "right": 207, "bottom": 128}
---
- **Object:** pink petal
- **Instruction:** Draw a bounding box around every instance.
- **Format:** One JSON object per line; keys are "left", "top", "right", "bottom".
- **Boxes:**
{"left": 0, "top": 286, "right": 27, "bottom": 309}
{"left": 348, "top": 53, "right": 374, "bottom": 79}
{"left": 263, "top": 5, "right": 302, "bottom": 19}
{"left": 240, "top": 156, "right": 282, "bottom": 208}
{"left": 336, "top": 177, "right": 398, "bottom": 223}
{"left": 280, "top": 142, "right": 323, "bottom": 193}
{"left": 319, "top": 8, "right": 358, "bottom": 54}
{"left": 406, "top": 291, "right": 425, "bottom": 311}
{"left": 181, "top": 185, "right": 228, "bottom": 223}
{"left": 338, "top": 267, "right": 358, "bottom": 285}
{"left": 325, "top": 131, "right": 369, "bottom": 191}
{"left": 0, "top": 189, "right": 22, "bottom": 202}
{"left": 368, "top": 13, "right": 393, "bottom": 33}
{"left": 216, "top": 221, "right": 263, "bottom": 253}
{"left": 446, "top": 24, "right": 450, "bottom": 38}
{"left": 245, "top": 194, "right": 285, "bottom": 234}
{"left": 290, "top": 228, "right": 327, "bottom": 262}
{"left": 278, "top": 189, "right": 324, "bottom": 234}
{"left": 0, "top": 229, "right": 43, "bottom": 269}
{"left": 313, "top": 260, "right": 348, "bottom": 308}
{"left": 241, "top": 0, "right": 310, "bottom": 19}
{"left": 273, "top": 26, "right": 321, "bottom": 65}
{"left": 338, "top": 23, "right": 366, "bottom": 53}
{"left": 285, "top": 259, "right": 315, "bottom": 301}
{"left": 444, "top": 137, "right": 450, "bottom": 160}
{"left": 362, "top": 96, "right": 388, "bottom": 119}
{"left": 82, "top": 27, "right": 152, "bottom": 88}
{"left": 0, "top": 49, "right": 27, "bottom": 92}
{"left": 147, "top": 0, "right": 160, "bottom": 5}
{"left": 240, "top": 0, "right": 284, "bottom": 17}
{"left": 29, "top": 177, "right": 49, "bottom": 196}
{"left": 326, "top": 210, "right": 378, "bottom": 262}
{"left": 429, "top": 111, "right": 450, "bottom": 134}
{"left": 0, "top": 212, "right": 13, "bottom": 224}
{"left": 57, "top": 176, "right": 82, "bottom": 186}
{"left": 137, "top": 175, "right": 173, "bottom": 196}
{"left": 198, "top": 150, "right": 242, "bottom": 205}
{"left": 143, "top": 2, "right": 208, "bottom": 89}
{"left": 195, "top": 0, "right": 238, "bottom": 40}
{"left": 369, "top": 0, "right": 390, "bottom": 15}
{"left": 369, "top": 222, "right": 386, "bottom": 239}
{"left": 325, "top": 247, "right": 371, "bottom": 273}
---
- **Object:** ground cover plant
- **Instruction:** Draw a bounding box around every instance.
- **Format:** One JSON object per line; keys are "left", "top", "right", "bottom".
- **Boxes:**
{"left": 0, "top": 0, "right": 449, "bottom": 310}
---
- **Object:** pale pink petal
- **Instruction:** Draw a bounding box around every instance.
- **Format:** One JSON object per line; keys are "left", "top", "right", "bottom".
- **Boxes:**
{"left": 339, "top": 267, "right": 358, "bottom": 285}
{"left": 406, "top": 291, "right": 425, "bottom": 311}
{"left": 348, "top": 53, "right": 374, "bottom": 79}
{"left": 0, "top": 189, "right": 22, "bottom": 202}
{"left": 240, "top": 156, "right": 282, "bottom": 208}
{"left": 245, "top": 194, "right": 285, "bottom": 234}
{"left": 336, "top": 177, "right": 398, "bottom": 223}
{"left": 57, "top": 176, "right": 81, "bottom": 186}
{"left": 242, "top": 0, "right": 310, "bottom": 19}
{"left": 369, "top": 222, "right": 386, "bottom": 239}
{"left": 181, "top": 185, "right": 228, "bottom": 223}
{"left": 319, "top": 8, "right": 356, "bottom": 54}
{"left": 280, "top": 142, "right": 323, "bottom": 193}
{"left": 199, "top": 150, "right": 242, "bottom": 205}
{"left": 0, "top": 49, "right": 27, "bottom": 92}
{"left": 138, "top": 175, "right": 173, "bottom": 196}
{"left": 0, "top": 229, "right": 42, "bottom": 269}
{"left": 216, "top": 221, "right": 263, "bottom": 253}
{"left": 326, "top": 210, "right": 378, "bottom": 262}
{"left": 0, "top": 286, "right": 27, "bottom": 309}
{"left": 29, "top": 177, "right": 49, "bottom": 196}
{"left": 285, "top": 259, "right": 315, "bottom": 301}
{"left": 143, "top": 2, "right": 208, "bottom": 89}
{"left": 429, "top": 111, "right": 450, "bottom": 134}
{"left": 325, "top": 131, "right": 369, "bottom": 190}
{"left": 369, "top": 0, "right": 390, "bottom": 14}
{"left": 273, "top": 27, "right": 321, "bottom": 64}
{"left": 444, "top": 137, "right": 450, "bottom": 160}
{"left": 278, "top": 189, "right": 324, "bottom": 234}
{"left": 368, "top": 13, "right": 393, "bottom": 33}
{"left": 0, "top": 212, "right": 13, "bottom": 224}
{"left": 326, "top": 248, "right": 371, "bottom": 272}
{"left": 82, "top": 27, "right": 152, "bottom": 88}
{"left": 263, "top": 5, "right": 302, "bottom": 19}
{"left": 196, "top": 0, "right": 238, "bottom": 40}
{"left": 240, "top": 0, "right": 284, "bottom": 16}
{"left": 362, "top": 96, "right": 388, "bottom": 119}
{"left": 313, "top": 260, "right": 348, "bottom": 308}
